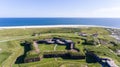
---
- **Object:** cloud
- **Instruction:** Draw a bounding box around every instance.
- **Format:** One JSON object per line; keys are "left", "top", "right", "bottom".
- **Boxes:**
{"left": 91, "top": 7, "right": 120, "bottom": 17}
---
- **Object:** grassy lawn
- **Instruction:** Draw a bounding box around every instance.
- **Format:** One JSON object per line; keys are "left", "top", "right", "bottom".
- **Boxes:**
{"left": 0, "top": 42, "right": 10, "bottom": 52}
{"left": 38, "top": 44, "right": 66, "bottom": 52}
{"left": 0, "top": 36, "right": 31, "bottom": 41}
{"left": 80, "top": 27, "right": 110, "bottom": 35}
{"left": 56, "top": 45, "right": 66, "bottom": 51}
{"left": 0, "top": 52, "right": 11, "bottom": 65}
{"left": 38, "top": 44, "right": 55, "bottom": 52}
{"left": 0, "top": 42, "right": 13, "bottom": 65}
{"left": 0, "top": 28, "right": 81, "bottom": 37}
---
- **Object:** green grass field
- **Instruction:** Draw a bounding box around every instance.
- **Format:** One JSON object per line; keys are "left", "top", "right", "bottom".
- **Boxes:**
{"left": 38, "top": 44, "right": 55, "bottom": 51}
{"left": 0, "top": 27, "right": 120, "bottom": 67}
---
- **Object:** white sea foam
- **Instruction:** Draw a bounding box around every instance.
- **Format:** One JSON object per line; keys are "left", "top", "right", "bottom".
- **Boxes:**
{"left": 0, "top": 25, "right": 119, "bottom": 29}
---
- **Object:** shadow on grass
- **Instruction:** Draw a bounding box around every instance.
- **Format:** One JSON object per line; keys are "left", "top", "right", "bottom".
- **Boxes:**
{"left": 85, "top": 53, "right": 97, "bottom": 63}
{"left": 15, "top": 41, "right": 32, "bottom": 64}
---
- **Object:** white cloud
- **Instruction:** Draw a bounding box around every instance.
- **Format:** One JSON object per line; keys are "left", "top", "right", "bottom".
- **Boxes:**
{"left": 91, "top": 7, "right": 120, "bottom": 17}
{"left": 51, "top": 7, "right": 120, "bottom": 18}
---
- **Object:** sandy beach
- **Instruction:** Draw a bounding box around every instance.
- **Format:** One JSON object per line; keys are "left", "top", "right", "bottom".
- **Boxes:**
{"left": 0, "top": 25, "right": 118, "bottom": 29}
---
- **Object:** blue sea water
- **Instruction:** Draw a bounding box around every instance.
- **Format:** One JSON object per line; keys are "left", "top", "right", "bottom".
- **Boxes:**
{"left": 0, "top": 18, "right": 120, "bottom": 28}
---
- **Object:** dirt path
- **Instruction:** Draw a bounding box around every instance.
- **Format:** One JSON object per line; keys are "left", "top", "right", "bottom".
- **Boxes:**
{"left": 33, "top": 41, "right": 40, "bottom": 53}
{"left": 0, "top": 48, "right": 2, "bottom": 51}
{"left": 54, "top": 44, "right": 57, "bottom": 51}
{"left": 54, "top": 44, "right": 58, "bottom": 61}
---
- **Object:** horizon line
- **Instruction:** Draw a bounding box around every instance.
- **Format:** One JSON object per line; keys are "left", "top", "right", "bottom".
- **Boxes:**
{"left": 0, "top": 17, "right": 120, "bottom": 18}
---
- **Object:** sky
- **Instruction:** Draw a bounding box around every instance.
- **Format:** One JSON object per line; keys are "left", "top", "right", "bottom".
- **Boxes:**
{"left": 0, "top": 0, "right": 120, "bottom": 18}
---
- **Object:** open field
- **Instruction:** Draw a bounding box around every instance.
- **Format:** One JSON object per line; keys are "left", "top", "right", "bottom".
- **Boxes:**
{"left": 0, "top": 27, "right": 120, "bottom": 67}
{"left": 38, "top": 44, "right": 55, "bottom": 52}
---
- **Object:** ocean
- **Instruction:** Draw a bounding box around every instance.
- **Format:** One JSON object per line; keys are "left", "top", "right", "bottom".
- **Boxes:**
{"left": 0, "top": 18, "right": 120, "bottom": 28}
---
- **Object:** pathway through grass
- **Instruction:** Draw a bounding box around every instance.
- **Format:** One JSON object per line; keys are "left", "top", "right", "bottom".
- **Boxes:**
{"left": 54, "top": 44, "right": 58, "bottom": 61}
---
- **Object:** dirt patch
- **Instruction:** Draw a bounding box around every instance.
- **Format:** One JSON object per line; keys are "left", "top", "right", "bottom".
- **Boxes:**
{"left": 0, "top": 48, "right": 2, "bottom": 51}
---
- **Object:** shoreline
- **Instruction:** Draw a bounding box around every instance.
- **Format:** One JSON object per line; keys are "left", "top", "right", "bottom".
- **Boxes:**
{"left": 0, "top": 25, "right": 119, "bottom": 29}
